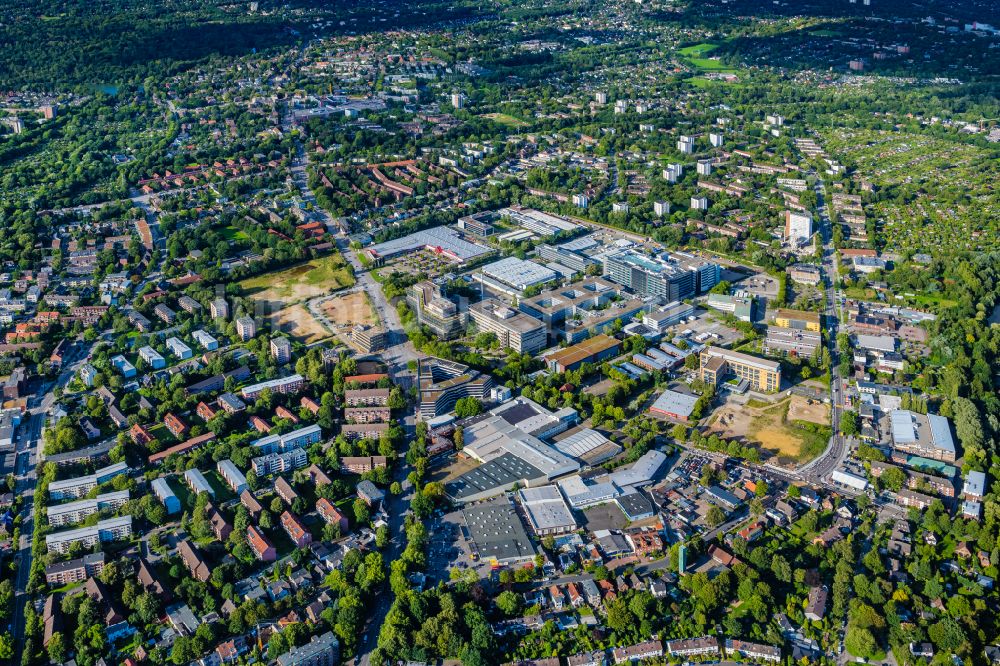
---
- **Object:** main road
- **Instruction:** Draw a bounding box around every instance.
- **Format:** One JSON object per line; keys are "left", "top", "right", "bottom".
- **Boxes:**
{"left": 798, "top": 174, "right": 850, "bottom": 484}
{"left": 12, "top": 340, "right": 92, "bottom": 665}
{"left": 283, "top": 113, "right": 422, "bottom": 666}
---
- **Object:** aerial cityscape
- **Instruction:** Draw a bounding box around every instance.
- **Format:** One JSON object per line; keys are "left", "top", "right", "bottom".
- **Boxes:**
{"left": 0, "top": 0, "right": 998, "bottom": 665}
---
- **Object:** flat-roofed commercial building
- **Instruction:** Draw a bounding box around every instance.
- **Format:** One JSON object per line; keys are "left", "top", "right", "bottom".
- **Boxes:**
{"left": 417, "top": 357, "right": 494, "bottom": 420}
{"left": 643, "top": 301, "right": 695, "bottom": 333}
{"left": 47, "top": 490, "right": 130, "bottom": 527}
{"left": 369, "top": 225, "right": 492, "bottom": 264}
{"left": 890, "top": 411, "right": 956, "bottom": 463}
{"left": 46, "top": 516, "right": 132, "bottom": 554}
{"left": 788, "top": 263, "right": 822, "bottom": 286}
{"left": 700, "top": 346, "right": 781, "bottom": 393}
{"left": 473, "top": 257, "right": 557, "bottom": 295}
{"left": 536, "top": 244, "right": 600, "bottom": 273}
{"left": 351, "top": 325, "right": 387, "bottom": 353}
{"left": 608, "top": 450, "right": 667, "bottom": 488}
{"left": 407, "top": 281, "right": 465, "bottom": 340}
{"left": 551, "top": 427, "right": 622, "bottom": 465}
{"left": 517, "top": 277, "right": 646, "bottom": 344}
{"left": 649, "top": 389, "right": 699, "bottom": 422}
{"left": 544, "top": 334, "right": 621, "bottom": 373}
{"left": 462, "top": 495, "right": 536, "bottom": 564}
{"left": 604, "top": 249, "right": 719, "bottom": 300}
{"left": 469, "top": 300, "right": 547, "bottom": 354}
{"left": 764, "top": 326, "right": 822, "bottom": 357}
{"left": 772, "top": 308, "right": 821, "bottom": 332}
{"left": 518, "top": 485, "right": 577, "bottom": 535}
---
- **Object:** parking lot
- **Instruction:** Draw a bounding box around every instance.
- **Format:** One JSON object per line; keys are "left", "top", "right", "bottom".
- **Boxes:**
{"left": 667, "top": 309, "right": 745, "bottom": 346}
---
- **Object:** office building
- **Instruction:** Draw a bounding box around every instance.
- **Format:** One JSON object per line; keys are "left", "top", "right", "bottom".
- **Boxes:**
{"left": 46, "top": 516, "right": 133, "bottom": 554}
{"left": 604, "top": 250, "right": 719, "bottom": 300}
{"left": 352, "top": 325, "right": 387, "bottom": 353}
{"left": 890, "top": 411, "right": 956, "bottom": 463}
{"left": 457, "top": 211, "right": 496, "bottom": 237}
{"left": 407, "top": 280, "right": 465, "bottom": 340}
{"left": 773, "top": 308, "right": 821, "bottom": 332}
{"left": 788, "top": 263, "right": 822, "bottom": 286}
{"left": 544, "top": 334, "right": 621, "bottom": 373}
{"left": 518, "top": 277, "right": 646, "bottom": 344}
{"left": 764, "top": 327, "right": 822, "bottom": 357}
{"left": 469, "top": 299, "right": 547, "bottom": 354}
{"left": 642, "top": 301, "right": 695, "bottom": 333}
{"left": 700, "top": 346, "right": 781, "bottom": 392}
{"left": 417, "top": 357, "right": 494, "bottom": 420}
{"left": 536, "top": 244, "right": 600, "bottom": 274}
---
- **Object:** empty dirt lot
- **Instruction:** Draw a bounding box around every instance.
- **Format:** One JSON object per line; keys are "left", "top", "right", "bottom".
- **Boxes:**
{"left": 321, "top": 291, "right": 376, "bottom": 328}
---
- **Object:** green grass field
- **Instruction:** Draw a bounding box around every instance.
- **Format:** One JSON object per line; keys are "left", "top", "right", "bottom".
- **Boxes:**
{"left": 239, "top": 253, "right": 355, "bottom": 302}
{"left": 220, "top": 225, "right": 250, "bottom": 242}
{"left": 481, "top": 112, "right": 529, "bottom": 128}
{"left": 678, "top": 43, "right": 737, "bottom": 72}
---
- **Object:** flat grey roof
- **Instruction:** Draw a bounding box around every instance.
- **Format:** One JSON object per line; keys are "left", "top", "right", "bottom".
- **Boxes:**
{"left": 462, "top": 496, "right": 536, "bottom": 562}
{"left": 518, "top": 485, "right": 577, "bottom": 532}
{"left": 370, "top": 226, "right": 491, "bottom": 261}
{"left": 650, "top": 389, "right": 699, "bottom": 418}
{"left": 447, "top": 452, "right": 545, "bottom": 501}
